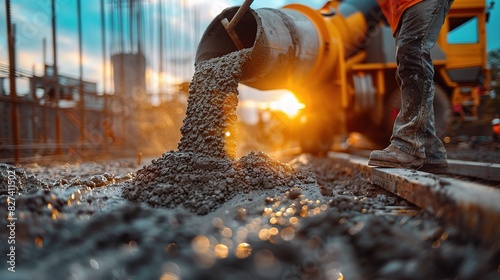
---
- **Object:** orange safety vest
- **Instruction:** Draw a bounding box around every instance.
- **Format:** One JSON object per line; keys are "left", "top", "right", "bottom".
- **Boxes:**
{"left": 493, "top": 124, "right": 500, "bottom": 137}
{"left": 377, "top": 0, "right": 423, "bottom": 34}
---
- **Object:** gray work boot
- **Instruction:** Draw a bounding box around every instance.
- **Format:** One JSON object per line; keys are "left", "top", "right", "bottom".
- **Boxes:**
{"left": 368, "top": 146, "right": 424, "bottom": 169}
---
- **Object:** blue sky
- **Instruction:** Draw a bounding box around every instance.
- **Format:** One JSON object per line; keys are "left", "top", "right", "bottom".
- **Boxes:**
{"left": 1, "top": 0, "right": 499, "bottom": 95}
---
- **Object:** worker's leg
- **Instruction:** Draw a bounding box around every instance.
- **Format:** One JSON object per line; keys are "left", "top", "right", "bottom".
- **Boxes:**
{"left": 369, "top": 0, "right": 451, "bottom": 169}
{"left": 421, "top": 107, "right": 448, "bottom": 171}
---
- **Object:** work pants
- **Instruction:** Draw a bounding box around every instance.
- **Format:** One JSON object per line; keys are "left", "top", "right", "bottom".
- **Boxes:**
{"left": 391, "top": 0, "right": 453, "bottom": 161}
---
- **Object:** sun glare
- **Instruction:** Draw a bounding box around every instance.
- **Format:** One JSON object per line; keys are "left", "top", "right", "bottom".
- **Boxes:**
{"left": 269, "top": 93, "right": 305, "bottom": 118}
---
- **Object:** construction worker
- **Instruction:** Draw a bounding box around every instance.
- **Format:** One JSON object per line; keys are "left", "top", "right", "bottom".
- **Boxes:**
{"left": 368, "top": 0, "right": 454, "bottom": 173}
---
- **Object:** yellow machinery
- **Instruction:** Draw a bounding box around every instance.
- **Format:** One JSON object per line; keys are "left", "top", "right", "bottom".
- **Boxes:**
{"left": 196, "top": 0, "right": 492, "bottom": 154}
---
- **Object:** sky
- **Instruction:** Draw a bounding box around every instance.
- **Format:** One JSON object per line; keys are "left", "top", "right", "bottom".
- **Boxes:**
{"left": 1, "top": 0, "right": 499, "bottom": 98}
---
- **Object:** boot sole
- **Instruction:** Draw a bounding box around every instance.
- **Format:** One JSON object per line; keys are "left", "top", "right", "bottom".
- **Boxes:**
{"left": 368, "top": 159, "right": 424, "bottom": 169}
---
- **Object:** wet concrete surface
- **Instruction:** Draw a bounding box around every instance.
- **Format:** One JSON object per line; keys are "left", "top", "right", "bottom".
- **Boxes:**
{"left": 1, "top": 49, "right": 499, "bottom": 279}
{"left": 1, "top": 155, "right": 499, "bottom": 279}
{"left": 123, "top": 151, "right": 312, "bottom": 215}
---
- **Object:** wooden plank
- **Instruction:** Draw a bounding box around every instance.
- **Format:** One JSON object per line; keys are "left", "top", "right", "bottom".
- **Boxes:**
{"left": 447, "top": 159, "right": 500, "bottom": 181}
{"left": 336, "top": 150, "right": 500, "bottom": 181}
{"left": 328, "top": 152, "right": 500, "bottom": 243}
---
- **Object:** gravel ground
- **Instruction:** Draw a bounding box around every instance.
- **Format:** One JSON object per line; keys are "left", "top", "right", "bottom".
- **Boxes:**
{"left": 1, "top": 154, "right": 499, "bottom": 279}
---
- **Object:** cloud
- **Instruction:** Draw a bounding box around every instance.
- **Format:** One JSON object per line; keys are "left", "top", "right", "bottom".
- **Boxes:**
{"left": 17, "top": 50, "right": 43, "bottom": 72}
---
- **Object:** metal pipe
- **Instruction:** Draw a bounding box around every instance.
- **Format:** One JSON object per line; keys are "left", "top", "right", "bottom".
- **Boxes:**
{"left": 51, "top": 0, "right": 62, "bottom": 157}
{"left": 159, "top": 0, "right": 164, "bottom": 93}
{"left": 100, "top": 0, "right": 107, "bottom": 94}
{"left": 225, "top": 0, "right": 254, "bottom": 32}
{"left": 43, "top": 37, "right": 47, "bottom": 67}
{"left": 221, "top": 0, "right": 254, "bottom": 50}
{"left": 5, "top": 0, "right": 19, "bottom": 162}
{"left": 6, "top": 1, "right": 16, "bottom": 98}
{"left": 78, "top": 0, "right": 86, "bottom": 145}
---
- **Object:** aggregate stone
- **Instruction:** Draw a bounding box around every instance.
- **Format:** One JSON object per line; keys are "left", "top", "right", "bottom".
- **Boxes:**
{"left": 0, "top": 163, "right": 50, "bottom": 195}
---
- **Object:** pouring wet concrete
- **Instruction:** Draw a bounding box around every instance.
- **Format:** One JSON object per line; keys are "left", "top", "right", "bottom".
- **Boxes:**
{"left": 123, "top": 48, "right": 313, "bottom": 215}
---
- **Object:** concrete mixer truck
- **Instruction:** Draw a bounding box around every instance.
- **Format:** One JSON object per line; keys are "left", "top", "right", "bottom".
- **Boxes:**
{"left": 195, "top": 0, "right": 492, "bottom": 154}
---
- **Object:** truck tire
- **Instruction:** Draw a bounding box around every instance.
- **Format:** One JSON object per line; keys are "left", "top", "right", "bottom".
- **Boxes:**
{"left": 297, "top": 112, "right": 334, "bottom": 155}
{"left": 382, "top": 84, "right": 451, "bottom": 143}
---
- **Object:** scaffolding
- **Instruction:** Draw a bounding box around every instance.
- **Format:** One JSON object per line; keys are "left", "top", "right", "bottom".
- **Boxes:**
{"left": 1, "top": 0, "right": 203, "bottom": 162}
